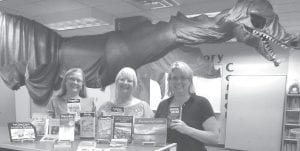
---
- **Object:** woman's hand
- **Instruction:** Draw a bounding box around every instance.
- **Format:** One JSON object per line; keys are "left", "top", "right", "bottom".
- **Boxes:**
{"left": 169, "top": 119, "right": 190, "bottom": 134}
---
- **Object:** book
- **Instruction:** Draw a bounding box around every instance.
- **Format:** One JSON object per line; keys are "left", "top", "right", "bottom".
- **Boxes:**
{"left": 113, "top": 116, "right": 133, "bottom": 143}
{"left": 8, "top": 122, "right": 36, "bottom": 142}
{"left": 110, "top": 107, "right": 125, "bottom": 116}
{"left": 59, "top": 114, "right": 75, "bottom": 141}
{"left": 96, "top": 116, "right": 113, "bottom": 143}
{"left": 80, "top": 112, "right": 96, "bottom": 138}
{"left": 31, "top": 112, "right": 49, "bottom": 139}
{"left": 54, "top": 141, "right": 73, "bottom": 151}
{"left": 168, "top": 107, "right": 182, "bottom": 125}
{"left": 67, "top": 98, "right": 81, "bottom": 121}
{"left": 76, "top": 141, "right": 96, "bottom": 151}
{"left": 40, "top": 118, "right": 60, "bottom": 142}
{"left": 132, "top": 118, "right": 167, "bottom": 146}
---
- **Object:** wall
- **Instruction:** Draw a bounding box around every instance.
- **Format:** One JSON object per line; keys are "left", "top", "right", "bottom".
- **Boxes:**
{"left": 0, "top": 79, "right": 15, "bottom": 126}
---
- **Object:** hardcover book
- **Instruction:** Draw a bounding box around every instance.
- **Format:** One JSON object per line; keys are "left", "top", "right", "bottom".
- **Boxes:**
{"left": 40, "top": 118, "right": 60, "bottom": 142}
{"left": 80, "top": 112, "right": 96, "bottom": 138}
{"left": 31, "top": 112, "right": 49, "bottom": 139}
{"left": 132, "top": 118, "right": 167, "bottom": 146}
{"left": 58, "top": 114, "right": 75, "bottom": 141}
{"left": 96, "top": 116, "right": 113, "bottom": 143}
{"left": 8, "top": 122, "right": 37, "bottom": 142}
{"left": 113, "top": 116, "right": 133, "bottom": 143}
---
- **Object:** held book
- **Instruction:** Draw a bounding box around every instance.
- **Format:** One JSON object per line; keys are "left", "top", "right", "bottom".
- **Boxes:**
{"left": 58, "top": 114, "right": 75, "bottom": 142}
{"left": 8, "top": 122, "right": 37, "bottom": 142}
{"left": 31, "top": 112, "right": 49, "bottom": 139}
{"left": 168, "top": 107, "right": 182, "bottom": 126}
{"left": 132, "top": 118, "right": 167, "bottom": 146}
{"left": 67, "top": 98, "right": 81, "bottom": 121}
{"left": 113, "top": 116, "right": 133, "bottom": 143}
{"left": 96, "top": 116, "right": 113, "bottom": 143}
{"left": 80, "top": 112, "right": 96, "bottom": 138}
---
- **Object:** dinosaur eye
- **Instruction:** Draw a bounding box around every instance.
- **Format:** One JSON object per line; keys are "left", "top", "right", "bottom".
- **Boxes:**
{"left": 250, "top": 13, "right": 266, "bottom": 29}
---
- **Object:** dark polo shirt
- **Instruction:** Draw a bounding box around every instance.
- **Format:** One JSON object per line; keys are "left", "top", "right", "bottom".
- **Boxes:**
{"left": 155, "top": 94, "right": 214, "bottom": 151}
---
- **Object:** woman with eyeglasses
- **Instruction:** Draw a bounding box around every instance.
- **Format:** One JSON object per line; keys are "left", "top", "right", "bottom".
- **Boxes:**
{"left": 155, "top": 61, "right": 218, "bottom": 151}
{"left": 47, "top": 68, "right": 96, "bottom": 118}
{"left": 97, "top": 67, "right": 153, "bottom": 118}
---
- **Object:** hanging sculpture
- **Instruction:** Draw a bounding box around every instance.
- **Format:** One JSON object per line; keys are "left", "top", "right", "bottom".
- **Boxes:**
{"left": 0, "top": 0, "right": 299, "bottom": 104}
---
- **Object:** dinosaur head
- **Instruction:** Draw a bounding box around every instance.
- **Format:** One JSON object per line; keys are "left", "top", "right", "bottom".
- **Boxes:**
{"left": 229, "top": 0, "right": 300, "bottom": 66}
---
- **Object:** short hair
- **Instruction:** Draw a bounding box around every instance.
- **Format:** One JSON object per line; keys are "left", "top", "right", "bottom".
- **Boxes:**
{"left": 115, "top": 67, "right": 138, "bottom": 88}
{"left": 57, "top": 68, "right": 87, "bottom": 98}
{"left": 167, "top": 61, "right": 195, "bottom": 96}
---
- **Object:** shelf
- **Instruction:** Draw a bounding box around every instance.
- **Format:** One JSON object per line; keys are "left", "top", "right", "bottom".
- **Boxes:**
{"left": 286, "top": 109, "right": 300, "bottom": 112}
{"left": 284, "top": 138, "right": 298, "bottom": 142}
{"left": 287, "top": 93, "right": 300, "bottom": 97}
{"left": 285, "top": 123, "right": 300, "bottom": 127}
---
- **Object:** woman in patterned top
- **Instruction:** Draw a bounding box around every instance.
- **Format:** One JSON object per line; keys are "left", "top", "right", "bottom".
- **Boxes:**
{"left": 97, "top": 67, "right": 153, "bottom": 118}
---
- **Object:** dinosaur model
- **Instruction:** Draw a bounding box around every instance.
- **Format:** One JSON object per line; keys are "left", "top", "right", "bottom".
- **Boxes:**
{"left": 0, "top": 0, "right": 299, "bottom": 104}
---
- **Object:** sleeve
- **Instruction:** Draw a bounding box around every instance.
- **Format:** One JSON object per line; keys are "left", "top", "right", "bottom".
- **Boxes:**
{"left": 200, "top": 98, "right": 215, "bottom": 122}
{"left": 154, "top": 101, "right": 167, "bottom": 118}
{"left": 141, "top": 101, "right": 154, "bottom": 118}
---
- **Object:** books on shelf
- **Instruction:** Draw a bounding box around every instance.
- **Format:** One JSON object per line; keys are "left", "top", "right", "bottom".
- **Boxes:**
{"left": 80, "top": 112, "right": 96, "bottom": 138}
{"left": 40, "top": 118, "right": 60, "bottom": 142}
{"left": 8, "top": 122, "right": 37, "bottom": 142}
{"left": 132, "top": 118, "right": 167, "bottom": 146}
{"left": 96, "top": 116, "right": 113, "bottom": 143}
{"left": 113, "top": 116, "right": 133, "bottom": 143}
{"left": 59, "top": 114, "right": 75, "bottom": 142}
{"left": 31, "top": 112, "right": 49, "bottom": 139}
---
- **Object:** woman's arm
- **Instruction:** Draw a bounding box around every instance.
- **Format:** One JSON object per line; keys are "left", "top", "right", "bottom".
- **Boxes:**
{"left": 170, "top": 116, "right": 219, "bottom": 145}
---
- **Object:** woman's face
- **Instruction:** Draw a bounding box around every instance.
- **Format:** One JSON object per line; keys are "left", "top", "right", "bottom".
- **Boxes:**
{"left": 116, "top": 74, "right": 135, "bottom": 96}
{"left": 66, "top": 72, "right": 83, "bottom": 94}
{"left": 170, "top": 69, "right": 191, "bottom": 96}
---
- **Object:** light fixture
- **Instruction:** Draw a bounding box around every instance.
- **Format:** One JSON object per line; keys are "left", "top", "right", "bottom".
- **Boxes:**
{"left": 47, "top": 17, "right": 109, "bottom": 31}
{"left": 131, "top": 0, "right": 180, "bottom": 10}
{"left": 42, "top": 8, "right": 113, "bottom": 31}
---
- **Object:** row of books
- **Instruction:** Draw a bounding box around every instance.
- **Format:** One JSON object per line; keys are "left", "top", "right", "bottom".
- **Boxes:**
{"left": 8, "top": 106, "right": 182, "bottom": 146}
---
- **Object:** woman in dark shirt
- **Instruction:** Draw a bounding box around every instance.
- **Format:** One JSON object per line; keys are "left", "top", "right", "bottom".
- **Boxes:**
{"left": 155, "top": 61, "right": 219, "bottom": 151}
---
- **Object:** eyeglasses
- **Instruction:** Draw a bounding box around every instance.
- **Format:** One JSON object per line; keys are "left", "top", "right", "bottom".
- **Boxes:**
{"left": 68, "top": 77, "right": 83, "bottom": 83}
{"left": 170, "top": 76, "right": 190, "bottom": 82}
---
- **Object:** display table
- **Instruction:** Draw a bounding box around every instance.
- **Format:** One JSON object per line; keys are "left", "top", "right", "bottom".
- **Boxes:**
{"left": 0, "top": 127, "right": 176, "bottom": 151}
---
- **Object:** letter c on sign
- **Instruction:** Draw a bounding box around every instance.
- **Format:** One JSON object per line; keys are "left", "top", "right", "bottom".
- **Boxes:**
{"left": 226, "top": 63, "right": 234, "bottom": 72}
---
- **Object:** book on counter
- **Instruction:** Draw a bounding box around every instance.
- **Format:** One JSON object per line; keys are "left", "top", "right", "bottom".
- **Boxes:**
{"left": 76, "top": 141, "right": 96, "bottom": 151}
{"left": 58, "top": 114, "right": 75, "bottom": 142}
{"left": 31, "top": 112, "right": 49, "bottom": 139}
{"left": 80, "top": 112, "right": 96, "bottom": 138}
{"left": 110, "top": 106, "right": 125, "bottom": 116}
{"left": 40, "top": 118, "right": 60, "bottom": 142}
{"left": 96, "top": 116, "right": 113, "bottom": 143}
{"left": 132, "top": 118, "right": 167, "bottom": 146}
{"left": 8, "top": 122, "right": 37, "bottom": 142}
{"left": 113, "top": 116, "right": 133, "bottom": 143}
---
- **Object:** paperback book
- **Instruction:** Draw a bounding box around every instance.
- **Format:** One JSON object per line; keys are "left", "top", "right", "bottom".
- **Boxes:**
{"left": 168, "top": 107, "right": 182, "bottom": 125}
{"left": 40, "top": 118, "right": 60, "bottom": 142}
{"left": 31, "top": 112, "right": 49, "bottom": 139}
{"left": 8, "top": 122, "right": 36, "bottom": 142}
{"left": 113, "top": 116, "right": 133, "bottom": 143}
{"left": 59, "top": 114, "right": 75, "bottom": 141}
{"left": 76, "top": 141, "right": 96, "bottom": 151}
{"left": 80, "top": 112, "right": 96, "bottom": 138}
{"left": 96, "top": 116, "right": 113, "bottom": 143}
{"left": 67, "top": 98, "right": 81, "bottom": 120}
{"left": 110, "top": 106, "right": 125, "bottom": 116}
{"left": 132, "top": 118, "right": 167, "bottom": 146}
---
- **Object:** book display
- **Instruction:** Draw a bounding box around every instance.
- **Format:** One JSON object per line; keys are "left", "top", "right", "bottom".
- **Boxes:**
{"left": 30, "top": 113, "right": 49, "bottom": 139}
{"left": 96, "top": 116, "right": 113, "bottom": 143}
{"left": 80, "top": 112, "right": 96, "bottom": 138}
{"left": 113, "top": 116, "right": 133, "bottom": 143}
{"left": 59, "top": 114, "right": 75, "bottom": 142}
{"left": 133, "top": 118, "right": 167, "bottom": 146}
{"left": 8, "top": 122, "right": 36, "bottom": 142}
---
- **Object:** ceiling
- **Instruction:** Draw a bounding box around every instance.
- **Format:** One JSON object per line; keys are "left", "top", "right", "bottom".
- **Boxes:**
{"left": 0, "top": 0, "right": 299, "bottom": 37}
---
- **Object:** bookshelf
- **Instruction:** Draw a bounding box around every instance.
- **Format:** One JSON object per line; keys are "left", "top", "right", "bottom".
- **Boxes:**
{"left": 282, "top": 93, "right": 300, "bottom": 151}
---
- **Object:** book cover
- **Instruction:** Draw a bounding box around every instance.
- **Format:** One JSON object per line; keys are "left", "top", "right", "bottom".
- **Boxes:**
{"left": 77, "top": 141, "right": 96, "bottom": 151}
{"left": 113, "top": 116, "right": 133, "bottom": 143}
{"left": 67, "top": 98, "right": 81, "bottom": 120}
{"left": 96, "top": 116, "right": 113, "bottom": 143}
{"left": 80, "top": 112, "right": 96, "bottom": 138}
{"left": 40, "top": 118, "right": 60, "bottom": 142}
{"left": 110, "top": 106, "right": 125, "bottom": 116}
{"left": 59, "top": 114, "right": 75, "bottom": 141}
{"left": 8, "top": 122, "right": 37, "bottom": 142}
{"left": 132, "top": 118, "right": 167, "bottom": 146}
{"left": 31, "top": 112, "right": 49, "bottom": 139}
